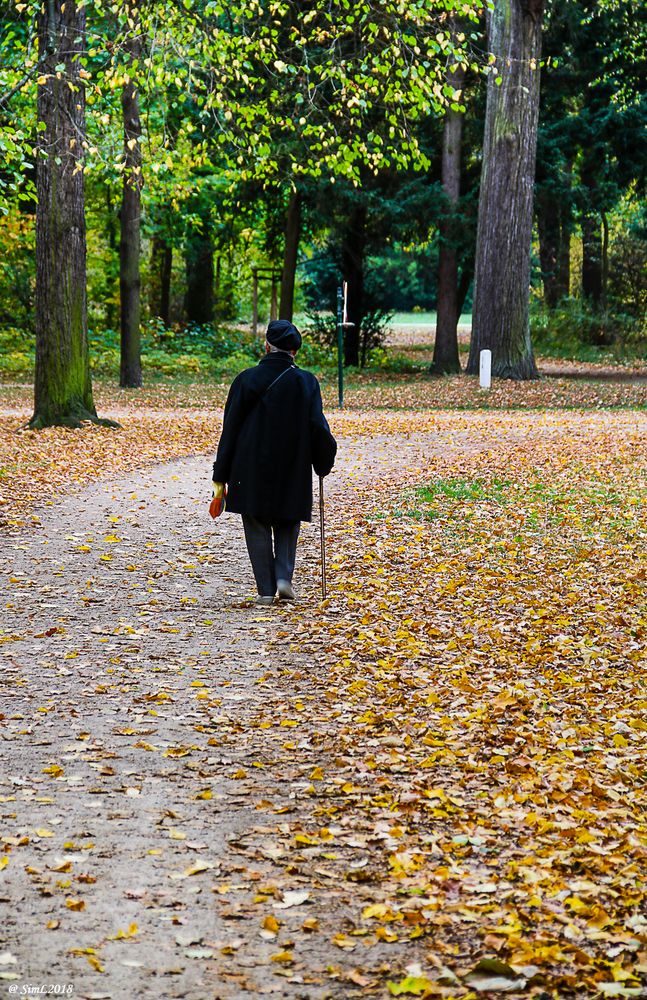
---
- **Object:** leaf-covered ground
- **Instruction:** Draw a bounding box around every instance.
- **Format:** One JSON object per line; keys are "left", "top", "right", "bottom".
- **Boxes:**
{"left": 1, "top": 381, "right": 646, "bottom": 998}
{"left": 1, "top": 368, "right": 646, "bottom": 526}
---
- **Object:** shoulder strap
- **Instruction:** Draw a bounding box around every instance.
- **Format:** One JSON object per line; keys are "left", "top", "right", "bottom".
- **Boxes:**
{"left": 242, "top": 363, "right": 296, "bottom": 428}
{"left": 259, "top": 363, "right": 296, "bottom": 401}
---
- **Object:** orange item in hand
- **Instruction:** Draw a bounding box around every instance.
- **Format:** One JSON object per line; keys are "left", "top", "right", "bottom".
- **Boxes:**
{"left": 209, "top": 490, "right": 226, "bottom": 519}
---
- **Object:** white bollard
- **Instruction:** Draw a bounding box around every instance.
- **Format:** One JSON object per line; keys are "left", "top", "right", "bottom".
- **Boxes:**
{"left": 479, "top": 349, "right": 492, "bottom": 389}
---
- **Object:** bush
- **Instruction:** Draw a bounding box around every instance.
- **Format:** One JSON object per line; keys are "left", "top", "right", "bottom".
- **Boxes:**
{"left": 211, "top": 350, "right": 259, "bottom": 377}
{"left": 303, "top": 306, "right": 392, "bottom": 368}
{"left": 530, "top": 299, "right": 645, "bottom": 362}
{"left": 145, "top": 320, "right": 261, "bottom": 360}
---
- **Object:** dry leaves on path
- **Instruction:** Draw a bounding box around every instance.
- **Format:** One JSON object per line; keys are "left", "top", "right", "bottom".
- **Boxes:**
{"left": 254, "top": 410, "right": 647, "bottom": 997}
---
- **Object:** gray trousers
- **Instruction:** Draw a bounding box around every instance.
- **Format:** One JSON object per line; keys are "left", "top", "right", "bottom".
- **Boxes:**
{"left": 241, "top": 516, "right": 300, "bottom": 596}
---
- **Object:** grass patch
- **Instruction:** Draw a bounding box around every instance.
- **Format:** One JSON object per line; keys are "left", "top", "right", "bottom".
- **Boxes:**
{"left": 377, "top": 477, "right": 647, "bottom": 545}
{"left": 416, "top": 478, "right": 510, "bottom": 504}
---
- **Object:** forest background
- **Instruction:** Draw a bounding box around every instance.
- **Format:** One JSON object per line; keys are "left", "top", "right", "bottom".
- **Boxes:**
{"left": 0, "top": 0, "right": 645, "bottom": 415}
{"left": 1, "top": 4, "right": 646, "bottom": 996}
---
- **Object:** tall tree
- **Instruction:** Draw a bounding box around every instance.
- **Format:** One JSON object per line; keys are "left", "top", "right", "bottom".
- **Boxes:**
{"left": 431, "top": 61, "right": 466, "bottom": 376}
{"left": 119, "top": 4, "right": 144, "bottom": 388}
{"left": 467, "top": 0, "right": 544, "bottom": 380}
{"left": 341, "top": 200, "right": 367, "bottom": 367}
{"left": 279, "top": 187, "right": 301, "bottom": 321}
{"left": 184, "top": 202, "right": 214, "bottom": 325}
{"left": 30, "top": 0, "right": 103, "bottom": 428}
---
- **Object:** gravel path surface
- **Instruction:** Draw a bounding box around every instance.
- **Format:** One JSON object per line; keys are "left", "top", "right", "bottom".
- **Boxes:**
{"left": 3, "top": 412, "right": 638, "bottom": 999}
{"left": 2, "top": 428, "right": 447, "bottom": 999}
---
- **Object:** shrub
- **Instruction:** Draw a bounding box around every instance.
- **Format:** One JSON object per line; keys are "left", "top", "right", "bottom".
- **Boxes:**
{"left": 530, "top": 299, "right": 645, "bottom": 362}
{"left": 303, "top": 306, "right": 392, "bottom": 368}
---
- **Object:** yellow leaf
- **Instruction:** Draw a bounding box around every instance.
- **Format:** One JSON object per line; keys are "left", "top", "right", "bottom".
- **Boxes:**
{"left": 66, "top": 898, "right": 85, "bottom": 911}
{"left": 183, "top": 860, "right": 216, "bottom": 876}
{"left": 270, "top": 950, "right": 294, "bottom": 964}
{"left": 363, "top": 903, "right": 393, "bottom": 920}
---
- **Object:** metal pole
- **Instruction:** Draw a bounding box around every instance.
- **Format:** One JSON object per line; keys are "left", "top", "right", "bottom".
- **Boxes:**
{"left": 319, "top": 476, "right": 327, "bottom": 599}
{"left": 270, "top": 270, "right": 278, "bottom": 321}
{"left": 252, "top": 268, "right": 258, "bottom": 337}
{"left": 336, "top": 285, "right": 344, "bottom": 409}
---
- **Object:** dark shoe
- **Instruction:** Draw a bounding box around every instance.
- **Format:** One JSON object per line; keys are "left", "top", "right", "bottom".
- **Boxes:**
{"left": 255, "top": 595, "right": 275, "bottom": 606}
{"left": 277, "top": 579, "right": 296, "bottom": 601}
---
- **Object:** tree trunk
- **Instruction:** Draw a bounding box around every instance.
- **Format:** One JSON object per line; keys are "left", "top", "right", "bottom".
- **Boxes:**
{"left": 431, "top": 64, "right": 465, "bottom": 376}
{"left": 536, "top": 187, "right": 561, "bottom": 308}
{"left": 555, "top": 157, "right": 573, "bottom": 301}
{"left": 466, "top": 0, "right": 544, "bottom": 379}
{"left": 160, "top": 240, "right": 172, "bottom": 326}
{"left": 601, "top": 211, "right": 609, "bottom": 311}
{"left": 581, "top": 212, "right": 602, "bottom": 305}
{"left": 184, "top": 208, "right": 214, "bottom": 325}
{"left": 151, "top": 234, "right": 173, "bottom": 326}
{"left": 341, "top": 202, "right": 366, "bottom": 367}
{"left": 457, "top": 264, "right": 473, "bottom": 319}
{"left": 557, "top": 209, "right": 571, "bottom": 300}
{"left": 119, "top": 19, "right": 143, "bottom": 388}
{"left": 279, "top": 188, "right": 301, "bottom": 321}
{"left": 30, "top": 0, "right": 101, "bottom": 428}
{"left": 105, "top": 183, "right": 118, "bottom": 331}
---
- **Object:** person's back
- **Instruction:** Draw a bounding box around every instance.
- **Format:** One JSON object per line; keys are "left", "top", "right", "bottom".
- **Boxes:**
{"left": 212, "top": 320, "right": 336, "bottom": 604}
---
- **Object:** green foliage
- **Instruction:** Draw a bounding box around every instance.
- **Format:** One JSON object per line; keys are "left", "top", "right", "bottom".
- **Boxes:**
{"left": 0, "top": 209, "right": 34, "bottom": 330}
{"left": 530, "top": 299, "right": 645, "bottom": 362}
{"left": 198, "top": 0, "right": 483, "bottom": 186}
{"left": 304, "top": 305, "right": 392, "bottom": 369}
{"left": 0, "top": 319, "right": 263, "bottom": 379}
{"left": 0, "top": 326, "right": 32, "bottom": 374}
{"left": 607, "top": 207, "right": 647, "bottom": 321}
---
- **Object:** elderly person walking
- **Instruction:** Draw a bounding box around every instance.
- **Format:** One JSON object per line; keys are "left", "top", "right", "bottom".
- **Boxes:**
{"left": 212, "top": 320, "right": 337, "bottom": 604}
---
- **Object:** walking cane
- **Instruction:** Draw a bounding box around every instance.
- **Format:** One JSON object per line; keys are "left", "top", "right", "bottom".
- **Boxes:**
{"left": 319, "top": 476, "right": 327, "bottom": 599}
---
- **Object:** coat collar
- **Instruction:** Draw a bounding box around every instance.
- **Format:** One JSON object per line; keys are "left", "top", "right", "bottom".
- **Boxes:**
{"left": 259, "top": 351, "right": 296, "bottom": 368}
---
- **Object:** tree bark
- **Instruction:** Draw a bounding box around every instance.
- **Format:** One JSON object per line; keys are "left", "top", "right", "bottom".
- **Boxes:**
{"left": 30, "top": 0, "right": 102, "bottom": 428}
{"left": 341, "top": 202, "right": 366, "bottom": 367}
{"left": 184, "top": 208, "right": 214, "bottom": 325}
{"left": 467, "top": 0, "right": 544, "bottom": 379}
{"left": 431, "top": 64, "right": 465, "bottom": 376}
{"left": 279, "top": 188, "right": 301, "bottom": 321}
{"left": 119, "top": 18, "right": 143, "bottom": 388}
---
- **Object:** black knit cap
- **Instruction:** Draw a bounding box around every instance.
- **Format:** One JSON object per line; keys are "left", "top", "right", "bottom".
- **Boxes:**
{"left": 266, "top": 319, "right": 302, "bottom": 352}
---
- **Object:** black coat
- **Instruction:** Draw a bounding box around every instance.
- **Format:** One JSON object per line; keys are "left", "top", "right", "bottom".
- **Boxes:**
{"left": 212, "top": 352, "right": 337, "bottom": 522}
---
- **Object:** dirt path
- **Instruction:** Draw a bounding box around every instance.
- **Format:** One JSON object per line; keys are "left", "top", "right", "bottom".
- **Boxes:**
{"left": 1, "top": 412, "right": 643, "bottom": 999}
{"left": 1, "top": 424, "right": 456, "bottom": 1000}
